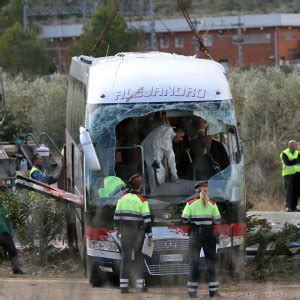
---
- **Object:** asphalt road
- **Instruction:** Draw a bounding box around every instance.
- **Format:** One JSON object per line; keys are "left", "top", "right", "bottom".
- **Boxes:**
{"left": 247, "top": 211, "right": 300, "bottom": 227}
{"left": 0, "top": 278, "right": 299, "bottom": 300}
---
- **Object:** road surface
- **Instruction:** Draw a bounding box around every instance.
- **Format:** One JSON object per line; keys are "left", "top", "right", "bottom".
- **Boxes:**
{"left": 0, "top": 278, "right": 299, "bottom": 300}
{"left": 247, "top": 211, "right": 300, "bottom": 227}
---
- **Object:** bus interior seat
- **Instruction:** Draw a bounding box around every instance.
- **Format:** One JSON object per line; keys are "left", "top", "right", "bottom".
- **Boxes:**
{"left": 192, "top": 154, "right": 220, "bottom": 181}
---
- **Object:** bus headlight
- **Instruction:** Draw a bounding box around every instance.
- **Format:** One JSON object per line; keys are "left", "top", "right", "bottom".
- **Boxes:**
{"left": 88, "top": 240, "right": 119, "bottom": 252}
{"left": 219, "top": 236, "right": 245, "bottom": 248}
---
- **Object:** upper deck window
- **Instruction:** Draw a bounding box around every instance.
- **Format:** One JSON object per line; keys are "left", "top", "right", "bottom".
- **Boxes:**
{"left": 66, "top": 76, "right": 86, "bottom": 143}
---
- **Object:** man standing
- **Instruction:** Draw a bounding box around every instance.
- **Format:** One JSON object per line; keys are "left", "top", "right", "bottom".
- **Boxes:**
{"left": 30, "top": 154, "right": 57, "bottom": 185}
{"left": 0, "top": 186, "right": 24, "bottom": 274}
{"left": 141, "top": 123, "right": 185, "bottom": 192}
{"left": 114, "top": 174, "right": 152, "bottom": 293}
{"left": 280, "top": 140, "right": 299, "bottom": 212}
{"left": 182, "top": 181, "right": 221, "bottom": 298}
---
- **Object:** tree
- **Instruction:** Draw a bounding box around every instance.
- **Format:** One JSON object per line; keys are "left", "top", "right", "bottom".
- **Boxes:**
{"left": 68, "top": 4, "right": 139, "bottom": 58}
{"left": 0, "top": 0, "right": 23, "bottom": 35}
{"left": 0, "top": 23, "right": 52, "bottom": 77}
{"left": 1, "top": 73, "right": 67, "bottom": 146}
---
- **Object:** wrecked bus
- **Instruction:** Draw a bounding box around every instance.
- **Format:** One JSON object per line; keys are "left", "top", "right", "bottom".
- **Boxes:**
{"left": 65, "top": 52, "right": 246, "bottom": 285}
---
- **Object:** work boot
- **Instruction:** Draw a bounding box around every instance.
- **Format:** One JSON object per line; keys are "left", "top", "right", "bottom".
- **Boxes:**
{"left": 11, "top": 257, "right": 24, "bottom": 275}
{"left": 188, "top": 292, "right": 197, "bottom": 298}
{"left": 136, "top": 279, "right": 148, "bottom": 293}
{"left": 209, "top": 291, "right": 220, "bottom": 298}
{"left": 136, "top": 286, "right": 148, "bottom": 293}
{"left": 13, "top": 268, "right": 24, "bottom": 275}
{"left": 120, "top": 288, "right": 129, "bottom": 294}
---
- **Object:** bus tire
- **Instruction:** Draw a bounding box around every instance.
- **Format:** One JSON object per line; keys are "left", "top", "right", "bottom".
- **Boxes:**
{"left": 219, "top": 248, "right": 246, "bottom": 281}
{"left": 87, "top": 257, "right": 103, "bottom": 287}
{"left": 228, "top": 248, "right": 246, "bottom": 280}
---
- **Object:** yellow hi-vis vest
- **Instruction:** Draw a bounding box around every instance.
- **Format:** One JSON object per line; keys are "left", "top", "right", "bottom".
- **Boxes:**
{"left": 181, "top": 196, "right": 221, "bottom": 225}
{"left": 29, "top": 166, "right": 43, "bottom": 178}
{"left": 280, "top": 149, "right": 299, "bottom": 176}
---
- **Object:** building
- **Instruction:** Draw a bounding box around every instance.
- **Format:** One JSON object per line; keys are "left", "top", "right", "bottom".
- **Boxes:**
{"left": 131, "top": 13, "right": 300, "bottom": 69}
{"left": 42, "top": 24, "right": 83, "bottom": 73}
{"left": 42, "top": 13, "right": 300, "bottom": 72}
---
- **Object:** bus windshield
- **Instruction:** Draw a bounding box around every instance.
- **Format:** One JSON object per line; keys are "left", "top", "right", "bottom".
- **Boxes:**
{"left": 85, "top": 101, "right": 238, "bottom": 209}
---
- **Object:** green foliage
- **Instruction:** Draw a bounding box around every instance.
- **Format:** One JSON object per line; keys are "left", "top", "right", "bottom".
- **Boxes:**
{"left": 1, "top": 73, "right": 67, "bottom": 146}
{"left": 0, "top": 23, "right": 53, "bottom": 77}
{"left": 68, "top": 4, "right": 139, "bottom": 58}
{"left": 155, "top": 0, "right": 300, "bottom": 16}
{"left": 228, "top": 67, "right": 300, "bottom": 202}
{"left": 0, "top": 0, "right": 23, "bottom": 35}
{"left": 1, "top": 189, "right": 67, "bottom": 266}
{"left": 247, "top": 215, "right": 300, "bottom": 277}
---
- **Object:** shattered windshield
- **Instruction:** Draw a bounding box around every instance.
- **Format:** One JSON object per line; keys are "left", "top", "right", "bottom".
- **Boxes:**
{"left": 86, "top": 101, "right": 237, "bottom": 208}
{"left": 208, "top": 161, "right": 245, "bottom": 203}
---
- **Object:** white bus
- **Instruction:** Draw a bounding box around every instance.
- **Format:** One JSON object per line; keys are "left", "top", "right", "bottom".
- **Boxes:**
{"left": 65, "top": 52, "right": 246, "bottom": 285}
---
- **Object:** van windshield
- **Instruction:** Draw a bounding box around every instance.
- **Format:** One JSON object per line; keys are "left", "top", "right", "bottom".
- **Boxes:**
{"left": 85, "top": 101, "right": 237, "bottom": 208}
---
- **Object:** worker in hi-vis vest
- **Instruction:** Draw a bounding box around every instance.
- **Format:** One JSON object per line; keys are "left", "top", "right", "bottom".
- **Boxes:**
{"left": 30, "top": 154, "right": 57, "bottom": 185}
{"left": 98, "top": 176, "right": 125, "bottom": 198}
{"left": 181, "top": 181, "right": 221, "bottom": 299}
{"left": 295, "top": 142, "right": 300, "bottom": 207}
{"left": 0, "top": 186, "right": 24, "bottom": 274}
{"left": 280, "top": 140, "right": 299, "bottom": 212}
{"left": 114, "top": 174, "right": 152, "bottom": 294}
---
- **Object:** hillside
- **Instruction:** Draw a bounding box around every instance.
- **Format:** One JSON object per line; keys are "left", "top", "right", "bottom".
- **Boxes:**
{"left": 28, "top": 0, "right": 300, "bottom": 17}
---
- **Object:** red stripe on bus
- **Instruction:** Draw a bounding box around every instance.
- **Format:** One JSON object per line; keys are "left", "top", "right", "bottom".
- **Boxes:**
{"left": 86, "top": 227, "right": 114, "bottom": 240}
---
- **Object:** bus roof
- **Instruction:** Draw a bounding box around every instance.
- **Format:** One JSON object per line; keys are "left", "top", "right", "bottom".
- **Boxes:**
{"left": 69, "top": 52, "right": 232, "bottom": 104}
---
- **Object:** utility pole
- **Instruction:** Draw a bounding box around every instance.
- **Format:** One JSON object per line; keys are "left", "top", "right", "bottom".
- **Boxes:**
{"left": 232, "top": 16, "right": 244, "bottom": 67}
{"left": 193, "top": 18, "right": 201, "bottom": 57}
{"left": 149, "top": 0, "right": 157, "bottom": 51}
{"left": 82, "top": 0, "right": 87, "bottom": 20}
{"left": 23, "top": 0, "right": 29, "bottom": 30}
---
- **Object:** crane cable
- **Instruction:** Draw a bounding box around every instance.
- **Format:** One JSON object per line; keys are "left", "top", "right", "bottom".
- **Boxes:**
{"left": 90, "top": 0, "right": 122, "bottom": 57}
{"left": 176, "top": 0, "right": 213, "bottom": 60}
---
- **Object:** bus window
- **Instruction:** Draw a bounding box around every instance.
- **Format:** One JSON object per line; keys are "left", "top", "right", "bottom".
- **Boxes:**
{"left": 228, "top": 126, "right": 242, "bottom": 164}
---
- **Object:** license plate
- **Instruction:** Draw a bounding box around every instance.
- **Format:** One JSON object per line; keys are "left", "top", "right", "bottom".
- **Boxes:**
{"left": 160, "top": 254, "right": 183, "bottom": 262}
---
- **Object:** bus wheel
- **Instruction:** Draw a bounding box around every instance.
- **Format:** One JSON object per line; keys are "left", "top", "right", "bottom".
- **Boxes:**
{"left": 228, "top": 248, "right": 246, "bottom": 281}
{"left": 87, "top": 257, "right": 103, "bottom": 287}
{"left": 219, "top": 248, "right": 246, "bottom": 281}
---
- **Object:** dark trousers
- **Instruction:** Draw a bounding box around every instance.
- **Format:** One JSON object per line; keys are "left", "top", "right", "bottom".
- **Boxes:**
{"left": 0, "top": 232, "right": 17, "bottom": 259}
{"left": 120, "top": 227, "right": 145, "bottom": 290}
{"left": 284, "top": 175, "right": 297, "bottom": 210}
{"left": 187, "top": 227, "right": 219, "bottom": 295}
{"left": 294, "top": 173, "right": 300, "bottom": 209}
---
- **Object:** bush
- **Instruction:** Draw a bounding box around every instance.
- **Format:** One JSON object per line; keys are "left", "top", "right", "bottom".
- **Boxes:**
{"left": 1, "top": 73, "right": 67, "bottom": 146}
{"left": 1, "top": 189, "right": 67, "bottom": 266}
{"left": 229, "top": 67, "right": 300, "bottom": 208}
